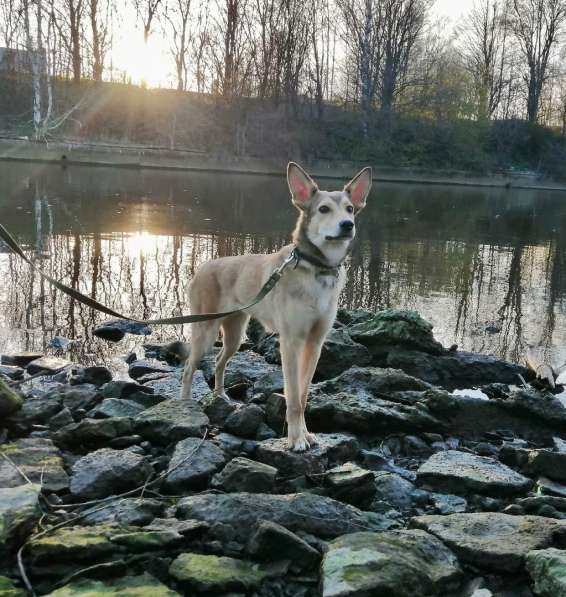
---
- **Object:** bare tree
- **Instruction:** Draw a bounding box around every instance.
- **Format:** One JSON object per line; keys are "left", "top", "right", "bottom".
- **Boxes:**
{"left": 0, "top": 0, "right": 23, "bottom": 48}
{"left": 165, "top": 0, "right": 193, "bottom": 90}
{"left": 135, "top": 0, "right": 166, "bottom": 42}
{"left": 510, "top": 0, "right": 566, "bottom": 122}
{"left": 88, "top": 0, "right": 112, "bottom": 81}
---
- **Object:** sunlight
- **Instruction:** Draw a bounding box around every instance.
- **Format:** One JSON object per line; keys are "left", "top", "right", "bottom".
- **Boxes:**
{"left": 116, "top": 35, "right": 169, "bottom": 88}
{"left": 126, "top": 231, "right": 159, "bottom": 258}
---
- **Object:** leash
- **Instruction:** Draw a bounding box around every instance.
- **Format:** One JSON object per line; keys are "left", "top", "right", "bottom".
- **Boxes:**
{"left": 0, "top": 222, "right": 299, "bottom": 325}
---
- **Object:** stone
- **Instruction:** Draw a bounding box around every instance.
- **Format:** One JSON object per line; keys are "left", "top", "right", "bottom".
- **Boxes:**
{"left": 348, "top": 309, "right": 445, "bottom": 356}
{"left": 145, "top": 369, "right": 210, "bottom": 401}
{"left": 203, "top": 393, "right": 240, "bottom": 425}
{"left": 0, "top": 576, "right": 26, "bottom": 597}
{"left": 248, "top": 521, "right": 320, "bottom": 570}
{"left": 0, "top": 378, "right": 23, "bottom": 417}
{"left": 224, "top": 404, "right": 265, "bottom": 437}
{"left": 26, "top": 356, "right": 71, "bottom": 375}
{"left": 69, "top": 448, "right": 152, "bottom": 499}
{"left": 315, "top": 328, "right": 372, "bottom": 381}
{"left": 54, "top": 417, "right": 134, "bottom": 448}
{"left": 528, "top": 450, "right": 566, "bottom": 483}
{"left": 0, "top": 365, "right": 23, "bottom": 380}
{"left": 134, "top": 399, "right": 209, "bottom": 444}
{"left": 323, "top": 463, "right": 376, "bottom": 508}
{"left": 306, "top": 367, "right": 443, "bottom": 434}
{"left": 417, "top": 450, "right": 532, "bottom": 496}
{"left": 336, "top": 308, "right": 374, "bottom": 327}
{"left": 81, "top": 498, "right": 165, "bottom": 526}
{"left": 87, "top": 398, "right": 146, "bottom": 419}
{"left": 430, "top": 493, "right": 468, "bottom": 515}
{"left": 169, "top": 553, "right": 287, "bottom": 592}
{"left": 0, "top": 485, "right": 41, "bottom": 557}
{"left": 410, "top": 513, "right": 566, "bottom": 572}
{"left": 0, "top": 438, "right": 68, "bottom": 492}
{"left": 43, "top": 574, "right": 182, "bottom": 597}
{"left": 176, "top": 492, "right": 397, "bottom": 542}
{"left": 48, "top": 336, "right": 73, "bottom": 351}
{"left": 93, "top": 319, "right": 152, "bottom": 342}
{"left": 2, "top": 353, "right": 43, "bottom": 367}
{"left": 321, "top": 529, "right": 462, "bottom": 597}
{"left": 526, "top": 548, "right": 566, "bottom": 597}
{"left": 211, "top": 457, "right": 277, "bottom": 493}
{"left": 538, "top": 477, "right": 566, "bottom": 498}
{"left": 69, "top": 366, "right": 112, "bottom": 386}
{"left": 49, "top": 407, "right": 75, "bottom": 431}
{"left": 374, "top": 472, "right": 428, "bottom": 513}
{"left": 128, "top": 359, "right": 173, "bottom": 380}
{"left": 255, "top": 433, "right": 359, "bottom": 476}
{"left": 163, "top": 437, "right": 226, "bottom": 492}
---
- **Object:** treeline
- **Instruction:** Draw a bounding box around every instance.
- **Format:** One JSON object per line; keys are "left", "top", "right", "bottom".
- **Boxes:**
{"left": 1, "top": 0, "right": 566, "bottom": 178}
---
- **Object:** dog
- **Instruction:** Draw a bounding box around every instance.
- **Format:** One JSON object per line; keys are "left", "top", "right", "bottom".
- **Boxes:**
{"left": 180, "top": 162, "right": 372, "bottom": 451}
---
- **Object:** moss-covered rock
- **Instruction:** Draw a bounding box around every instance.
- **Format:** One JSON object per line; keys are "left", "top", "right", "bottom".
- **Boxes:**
{"left": 0, "top": 575, "right": 27, "bottom": 597}
{"left": 348, "top": 309, "right": 444, "bottom": 356}
{"left": 0, "top": 378, "right": 23, "bottom": 417}
{"left": 169, "top": 553, "right": 287, "bottom": 592}
{"left": 109, "top": 530, "right": 183, "bottom": 552}
{"left": 43, "top": 574, "right": 181, "bottom": 597}
{"left": 526, "top": 548, "right": 566, "bottom": 597}
{"left": 0, "top": 484, "right": 41, "bottom": 558}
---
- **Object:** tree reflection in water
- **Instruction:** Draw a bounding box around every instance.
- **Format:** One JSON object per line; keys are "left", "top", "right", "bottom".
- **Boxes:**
{"left": 1, "top": 162, "right": 566, "bottom": 371}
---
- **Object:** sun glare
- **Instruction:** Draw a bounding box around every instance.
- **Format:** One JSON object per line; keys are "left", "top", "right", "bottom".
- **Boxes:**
{"left": 126, "top": 231, "right": 158, "bottom": 258}
{"left": 116, "top": 35, "right": 169, "bottom": 88}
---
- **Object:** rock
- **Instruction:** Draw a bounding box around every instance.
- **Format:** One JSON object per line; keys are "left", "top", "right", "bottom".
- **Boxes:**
{"left": 248, "top": 521, "right": 320, "bottom": 571}
{"left": 146, "top": 518, "right": 209, "bottom": 538}
{"left": 430, "top": 493, "right": 468, "bottom": 514}
{"left": 315, "top": 328, "right": 372, "bottom": 380}
{"left": 163, "top": 437, "right": 226, "bottom": 492}
{"left": 203, "top": 393, "right": 240, "bottom": 425}
{"left": 26, "top": 356, "right": 71, "bottom": 375}
{"left": 410, "top": 513, "right": 566, "bottom": 572}
{"left": 101, "top": 381, "right": 153, "bottom": 400}
{"left": 200, "top": 351, "right": 284, "bottom": 396}
{"left": 265, "top": 393, "right": 286, "bottom": 430}
{"left": 54, "top": 417, "right": 134, "bottom": 448}
{"left": 417, "top": 450, "right": 532, "bottom": 496}
{"left": 323, "top": 463, "right": 376, "bottom": 508}
{"left": 526, "top": 548, "right": 566, "bottom": 597}
{"left": 387, "top": 349, "right": 530, "bottom": 389}
{"left": 134, "top": 399, "right": 209, "bottom": 444}
{"left": 48, "top": 336, "right": 73, "bottom": 351}
{"left": 43, "top": 574, "right": 182, "bottom": 597}
{"left": 176, "top": 492, "right": 397, "bottom": 542}
{"left": 306, "top": 367, "right": 443, "bottom": 434}
{"left": 336, "top": 308, "right": 374, "bottom": 327}
{"left": 0, "top": 365, "right": 23, "bottom": 380}
{"left": 537, "top": 477, "right": 566, "bottom": 498}
{"left": 321, "top": 529, "right": 462, "bottom": 597}
{"left": 224, "top": 404, "right": 265, "bottom": 437}
{"left": 49, "top": 407, "right": 75, "bottom": 431}
{"left": 0, "top": 378, "right": 23, "bottom": 417}
{"left": 145, "top": 370, "right": 210, "bottom": 401}
{"left": 143, "top": 340, "right": 189, "bottom": 364}
{"left": 348, "top": 309, "right": 445, "bottom": 356}
{"left": 2, "top": 353, "right": 43, "bottom": 367}
{"left": 374, "top": 472, "right": 428, "bottom": 512}
{"left": 255, "top": 433, "right": 359, "bottom": 476}
{"left": 528, "top": 450, "right": 566, "bottom": 483}
{"left": 169, "top": 553, "right": 287, "bottom": 592}
{"left": 0, "top": 438, "right": 68, "bottom": 492}
{"left": 0, "top": 485, "right": 41, "bottom": 557}
{"left": 69, "top": 366, "right": 112, "bottom": 386}
{"left": 81, "top": 498, "right": 165, "bottom": 526}
{"left": 128, "top": 359, "right": 174, "bottom": 380}
{"left": 212, "top": 457, "right": 277, "bottom": 493}
{"left": 0, "top": 576, "right": 26, "bottom": 597}
{"left": 87, "top": 398, "right": 145, "bottom": 419}
{"left": 69, "top": 448, "right": 152, "bottom": 498}
{"left": 93, "top": 319, "right": 152, "bottom": 342}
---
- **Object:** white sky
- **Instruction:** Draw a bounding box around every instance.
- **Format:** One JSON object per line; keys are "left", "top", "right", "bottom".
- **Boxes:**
{"left": 432, "top": 0, "right": 476, "bottom": 22}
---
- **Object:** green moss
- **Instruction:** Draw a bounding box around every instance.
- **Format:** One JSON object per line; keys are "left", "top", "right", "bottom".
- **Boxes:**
{"left": 0, "top": 379, "right": 23, "bottom": 417}
{"left": 110, "top": 530, "right": 182, "bottom": 551}
{"left": 43, "top": 574, "right": 181, "bottom": 597}
{"left": 0, "top": 575, "right": 27, "bottom": 597}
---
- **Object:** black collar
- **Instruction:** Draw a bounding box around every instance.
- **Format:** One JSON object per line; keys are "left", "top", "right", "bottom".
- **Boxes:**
{"left": 294, "top": 246, "right": 341, "bottom": 276}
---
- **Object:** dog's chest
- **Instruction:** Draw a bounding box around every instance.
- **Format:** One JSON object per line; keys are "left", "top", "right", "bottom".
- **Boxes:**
{"left": 286, "top": 268, "right": 344, "bottom": 314}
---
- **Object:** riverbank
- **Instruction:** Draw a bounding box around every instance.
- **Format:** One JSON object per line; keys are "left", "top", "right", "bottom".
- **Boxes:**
{"left": 2, "top": 137, "right": 566, "bottom": 192}
{"left": 1, "top": 308, "right": 566, "bottom": 596}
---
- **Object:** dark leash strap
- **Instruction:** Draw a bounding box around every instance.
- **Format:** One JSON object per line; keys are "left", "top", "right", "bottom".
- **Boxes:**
{"left": 0, "top": 222, "right": 299, "bottom": 325}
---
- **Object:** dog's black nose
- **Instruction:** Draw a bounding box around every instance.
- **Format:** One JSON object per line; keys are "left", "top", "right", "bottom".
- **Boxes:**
{"left": 340, "top": 220, "right": 354, "bottom": 232}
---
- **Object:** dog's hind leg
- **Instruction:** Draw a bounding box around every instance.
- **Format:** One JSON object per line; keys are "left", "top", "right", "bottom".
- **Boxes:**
{"left": 215, "top": 312, "right": 249, "bottom": 398}
{"left": 180, "top": 320, "right": 221, "bottom": 400}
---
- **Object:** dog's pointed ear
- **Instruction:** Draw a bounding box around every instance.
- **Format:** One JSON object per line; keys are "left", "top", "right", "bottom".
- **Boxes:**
{"left": 344, "top": 167, "right": 372, "bottom": 212}
{"left": 287, "top": 162, "right": 318, "bottom": 209}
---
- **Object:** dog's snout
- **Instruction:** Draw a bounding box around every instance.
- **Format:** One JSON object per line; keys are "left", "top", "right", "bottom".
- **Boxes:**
{"left": 340, "top": 220, "right": 354, "bottom": 232}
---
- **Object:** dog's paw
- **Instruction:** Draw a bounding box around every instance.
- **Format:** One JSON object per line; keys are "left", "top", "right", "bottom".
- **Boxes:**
{"left": 288, "top": 429, "right": 310, "bottom": 452}
{"left": 213, "top": 390, "right": 231, "bottom": 400}
{"left": 305, "top": 431, "right": 318, "bottom": 447}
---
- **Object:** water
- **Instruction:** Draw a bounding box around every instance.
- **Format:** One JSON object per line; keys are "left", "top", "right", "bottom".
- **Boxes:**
{"left": 1, "top": 161, "right": 566, "bottom": 375}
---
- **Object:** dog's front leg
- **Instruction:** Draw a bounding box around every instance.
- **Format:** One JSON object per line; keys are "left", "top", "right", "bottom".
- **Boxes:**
{"left": 299, "top": 328, "right": 326, "bottom": 446}
{"left": 280, "top": 336, "right": 309, "bottom": 452}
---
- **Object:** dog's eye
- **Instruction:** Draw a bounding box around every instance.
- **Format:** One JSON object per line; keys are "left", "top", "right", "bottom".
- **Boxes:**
{"left": 319, "top": 205, "right": 331, "bottom": 214}
{"left": 346, "top": 205, "right": 354, "bottom": 214}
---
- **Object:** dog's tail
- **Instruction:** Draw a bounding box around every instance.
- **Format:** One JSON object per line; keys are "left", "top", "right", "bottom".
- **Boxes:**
{"left": 164, "top": 340, "right": 191, "bottom": 363}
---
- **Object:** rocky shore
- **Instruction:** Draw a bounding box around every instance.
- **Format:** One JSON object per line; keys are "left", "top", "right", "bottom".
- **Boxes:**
{"left": 1, "top": 308, "right": 566, "bottom": 597}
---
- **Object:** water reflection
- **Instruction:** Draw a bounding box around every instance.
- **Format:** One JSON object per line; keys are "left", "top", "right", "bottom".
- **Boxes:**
{"left": 1, "top": 161, "right": 566, "bottom": 371}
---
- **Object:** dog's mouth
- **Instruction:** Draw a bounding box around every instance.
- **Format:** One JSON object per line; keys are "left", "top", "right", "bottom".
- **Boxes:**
{"left": 325, "top": 233, "right": 353, "bottom": 241}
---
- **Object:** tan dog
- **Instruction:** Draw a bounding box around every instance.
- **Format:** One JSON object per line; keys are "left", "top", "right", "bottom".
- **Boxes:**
{"left": 180, "top": 163, "right": 372, "bottom": 451}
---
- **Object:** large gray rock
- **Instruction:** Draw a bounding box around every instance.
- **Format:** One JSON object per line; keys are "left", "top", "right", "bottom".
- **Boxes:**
{"left": 0, "top": 378, "right": 23, "bottom": 416}
{"left": 322, "top": 530, "right": 462, "bottom": 597}
{"left": 87, "top": 398, "right": 146, "bottom": 419}
{"left": 255, "top": 433, "right": 359, "bottom": 476}
{"left": 163, "top": 437, "right": 226, "bottom": 492}
{"left": 144, "top": 370, "right": 210, "bottom": 401}
{"left": 211, "top": 457, "right": 277, "bottom": 493}
{"left": 374, "top": 472, "right": 428, "bottom": 513}
{"left": 26, "top": 356, "right": 71, "bottom": 375}
{"left": 43, "top": 574, "right": 182, "bottom": 597}
{"left": 417, "top": 450, "right": 532, "bottom": 496}
{"left": 527, "top": 450, "right": 566, "bottom": 484}
{"left": 224, "top": 404, "right": 265, "bottom": 437}
{"left": 306, "top": 367, "right": 443, "bottom": 434}
{"left": 176, "top": 492, "right": 398, "bottom": 541}
{"left": 128, "top": 359, "right": 173, "bottom": 380}
{"left": 0, "top": 485, "right": 41, "bottom": 557}
{"left": 81, "top": 498, "right": 164, "bottom": 526}
{"left": 411, "top": 513, "right": 566, "bottom": 572}
{"left": 0, "top": 438, "right": 68, "bottom": 492}
{"left": 315, "top": 328, "right": 372, "bottom": 380}
{"left": 69, "top": 448, "right": 152, "bottom": 499}
{"left": 134, "top": 399, "right": 209, "bottom": 444}
{"left": 526, "top": 548, "right": 566, "bottom": 597}
{"left": 54, "top": 417, "right": 135, "bottom": 448}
